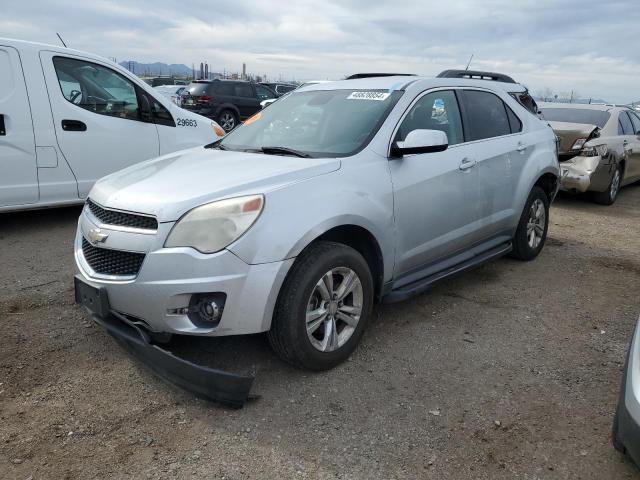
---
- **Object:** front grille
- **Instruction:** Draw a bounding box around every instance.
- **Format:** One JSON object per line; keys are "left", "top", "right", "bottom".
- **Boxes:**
{"left": 86, "top": 199, "right": 158, "bottom": 230}
{"left": 82, "top": 238, "right": 145, "bottom": 277}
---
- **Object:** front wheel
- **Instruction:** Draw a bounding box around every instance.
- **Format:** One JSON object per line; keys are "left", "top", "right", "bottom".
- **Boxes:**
{"left": 268, "top": 241, "right": 374, "bottom": 370}
{"left": 510, "top": 186, "right": 549, "bottom": 261}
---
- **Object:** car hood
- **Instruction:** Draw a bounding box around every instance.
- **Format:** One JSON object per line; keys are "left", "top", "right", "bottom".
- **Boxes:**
{"left": 89, "top": 147, "right": 341, "bottom": 222}
{"left": 548, "top": 121, "right": 599, "bottom": 155}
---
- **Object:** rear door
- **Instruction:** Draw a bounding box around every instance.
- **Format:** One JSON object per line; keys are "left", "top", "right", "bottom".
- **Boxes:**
{"left": 458, "top": 89, "right": 527, "bottom": 238}
{"left": 0, "top": 45, "right": 38, "bottom": 206}
{"left": 233, "top": 83, "right": 259, "bottom": 119}
{"left": 40, "top": 52, "right": 159, "bottom": 198}
{"left": 620, "top": 111, "right": 640, "bottom": 181}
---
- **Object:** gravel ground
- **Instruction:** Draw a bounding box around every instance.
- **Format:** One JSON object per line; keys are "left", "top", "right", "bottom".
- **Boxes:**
{"left": 1, "top": 186, "right": 640, "bottom": 479}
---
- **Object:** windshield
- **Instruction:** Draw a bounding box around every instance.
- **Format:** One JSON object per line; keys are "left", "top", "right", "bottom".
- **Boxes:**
{"left": 540, "top": 108, "right": 610, "bottom": 128}
{"left": 218, "top": 89, "right": 403, "bottom": 158}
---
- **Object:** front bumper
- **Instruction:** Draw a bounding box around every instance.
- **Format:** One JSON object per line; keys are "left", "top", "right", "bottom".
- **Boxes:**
{"left": 559, "top": 155, "right": 612, "bottom": 193}
{"left": 614, "top": 319, "right": 640, "bottom": 467}
{"left": 74, "top": 213, "right": 293, "bottom": 337}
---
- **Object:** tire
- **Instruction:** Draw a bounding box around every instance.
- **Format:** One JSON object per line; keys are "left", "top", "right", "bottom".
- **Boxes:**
{"left": 268, "top": 241, "right": 374, "bottom": 371}
{"left": 217, "top": 109, "right": 238, "bottom": 132}
{"left": 612, "top": 404, "right": 626, "bottom": 454}
{"left": 592, "top": 163, "right": 622, "bottom": 205}
{"left": 510, "top": 186, "right": 549, "bottom": 261}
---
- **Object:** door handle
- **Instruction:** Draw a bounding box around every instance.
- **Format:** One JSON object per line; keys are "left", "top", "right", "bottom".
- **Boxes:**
{"left": 459, "top": 158, "right": 477, "bottom": 171}
{"left": 61, "top": 119, "right": 87, "bottom": 132}
{"left": 0, "top": 114, "right": 5, "bottom": 135}
{"left": 516, "top": 142, "right": 527, "bottom": 152}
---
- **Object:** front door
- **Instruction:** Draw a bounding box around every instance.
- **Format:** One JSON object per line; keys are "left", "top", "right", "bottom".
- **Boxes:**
{"left": 0, "top": 45, "right": 38, "bottom": 207}
{"left": 389, "top": 89, "right": 481, "bottom": 277}
{"left": 40, "top": 52, "right": 159, "bottom": 198}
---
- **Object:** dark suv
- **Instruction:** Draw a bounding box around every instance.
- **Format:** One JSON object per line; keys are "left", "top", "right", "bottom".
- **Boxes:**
{"left": 181, "top": 80, "right": 277, "bottom": 131}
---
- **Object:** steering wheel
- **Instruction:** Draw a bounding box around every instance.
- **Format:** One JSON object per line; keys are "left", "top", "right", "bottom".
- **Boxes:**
{"left": 69, "top": 90, "right": 82, "bottom": 104}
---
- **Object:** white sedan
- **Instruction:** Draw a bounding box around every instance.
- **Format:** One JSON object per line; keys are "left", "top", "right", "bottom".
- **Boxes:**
{"left": 153, "top": 85, "right": 186, "bottom": 106}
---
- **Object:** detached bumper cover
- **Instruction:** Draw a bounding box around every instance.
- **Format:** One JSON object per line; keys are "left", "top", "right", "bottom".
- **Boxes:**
{"left": 559, "top": 155, "right": 611, "bottom": 193}
{"left": 94, "top": 313, "right": 254, "bottom": 408}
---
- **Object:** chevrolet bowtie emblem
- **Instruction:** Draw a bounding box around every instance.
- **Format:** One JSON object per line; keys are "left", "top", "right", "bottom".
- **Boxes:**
{"left": 88, "top": 227, "right": 108, "bottom": 244}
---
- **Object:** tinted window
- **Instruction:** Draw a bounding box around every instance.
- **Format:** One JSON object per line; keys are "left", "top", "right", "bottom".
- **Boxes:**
{"left": 539, "top": 108, "right": 610, "bottom": 128}
{"left": 629, "top": 111, "right": 640, "bottom": 134}
{"left": 510, "top": 92, "right": 538, "bottom": 115}
{"left": 396, "top": 90, "right": 463, "bottom": 145}
{"left": 184, "top": 83, "right": 209, "bottom": 95}
{"left": 53, "top": 56, "right": 141, "bottom": 121}
{"left": 151, "top": 97, "right": 175, "bottom": 127}
{"left": 235, "top": 83, "right": 254, "bottom": 98}
{"left": 619, "top": 111, "right": 634, "bottom": 135}
{"left": 462, "top": 90, "right": 511, "bottom": 140}
{"left": 214, "top": 82, "right": 235, "bottom": 95}
{"left": 506, "top": 105, "right": 522, "bottom": 133}
{"left": 255, "top": 84, "right": 276, "bottom": 101}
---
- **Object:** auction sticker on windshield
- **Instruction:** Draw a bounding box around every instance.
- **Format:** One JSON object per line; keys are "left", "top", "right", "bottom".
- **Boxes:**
{"left": 347, "top": 91, "right": 391, "bottom": 101}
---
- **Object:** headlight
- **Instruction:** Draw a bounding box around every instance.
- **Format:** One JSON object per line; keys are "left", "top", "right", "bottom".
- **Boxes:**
{"left": 165, "top": 195, "right": 264, "bottom": 253}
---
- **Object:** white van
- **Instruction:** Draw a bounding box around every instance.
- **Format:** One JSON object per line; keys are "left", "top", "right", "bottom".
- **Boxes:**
{"left": 0, "top": 38, "right": 225, "bottom": 212}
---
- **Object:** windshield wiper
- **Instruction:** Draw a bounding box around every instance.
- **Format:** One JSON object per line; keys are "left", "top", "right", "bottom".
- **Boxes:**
{"left": 204, "top": 140, "right": 227, "bottom": 150}
{"left": 260, "top": 146, "right": 312, "bottom": 158}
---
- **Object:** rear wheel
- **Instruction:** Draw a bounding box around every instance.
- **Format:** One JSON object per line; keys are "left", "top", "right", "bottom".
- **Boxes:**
{"left": 268, "top": 241, "right": 374, "bottom": 370}
{"left": 217, "top": 109, "right": 237, "bottom": 132}
{"left": 592, "top": 163, "right": 622, "bottom": 205}
{"left": 510, "top": 186, "right": 549, "bottom": 261}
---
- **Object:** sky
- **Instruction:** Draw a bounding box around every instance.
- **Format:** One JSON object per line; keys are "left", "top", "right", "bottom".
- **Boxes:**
{"left": 2, "top": 0, "right": 639, "bottom": 103}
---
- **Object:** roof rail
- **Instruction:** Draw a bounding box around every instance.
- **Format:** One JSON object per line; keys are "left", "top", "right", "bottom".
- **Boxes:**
{"left": 437, "top": 69, "right": 516, "bottom": 84}
{"left": 345, "top": 73, "right": 417, "bottom": 80}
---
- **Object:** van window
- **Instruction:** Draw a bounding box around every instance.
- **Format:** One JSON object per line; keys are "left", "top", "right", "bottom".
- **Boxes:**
{"left": 461, "top": 90, "right": 511, "bottom": 140}
{"left": 395, "top": 90, "right": 464, "bottom": 146}
{"left": 53, "top": 56, "right": 142, "bottom": 121}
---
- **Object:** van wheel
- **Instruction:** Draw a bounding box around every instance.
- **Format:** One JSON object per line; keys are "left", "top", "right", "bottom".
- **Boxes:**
{"left": 217, "top": 110, "right": 237, "bottom": 132}
{"left": 268, "top": 241, "right": 373, "bottom": 371}
{"left": 510, "top": 186, "right": 549, "bottom": 261}
{"left": 592, "top": 164, "right": 622, "bottom": 205}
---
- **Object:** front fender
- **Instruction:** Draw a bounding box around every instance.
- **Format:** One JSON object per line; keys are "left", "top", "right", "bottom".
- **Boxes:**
{"left": 228, "top": 156, "right": 396, "bottom": 282}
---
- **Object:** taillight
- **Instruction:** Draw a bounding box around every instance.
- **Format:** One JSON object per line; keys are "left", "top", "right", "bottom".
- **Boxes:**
{"left": 199, "top": 94, "right": 213, "bottom": 103}
{"left": 571, "top": 138, "right": 587, "bottom": 151}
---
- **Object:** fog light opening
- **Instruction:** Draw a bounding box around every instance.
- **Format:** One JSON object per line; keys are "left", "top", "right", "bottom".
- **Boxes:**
{"left": 188, "top": 293, "right": 226, "bottom": 327}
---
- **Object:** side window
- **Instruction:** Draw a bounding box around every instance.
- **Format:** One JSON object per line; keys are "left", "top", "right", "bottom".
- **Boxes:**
{"left": 53, "top": 56, "right": 141, "bottom": 121}
{"left": 234, "top": 83, "right": 254, "bottom": 98}
{"left": 506, "top": 104, "right": 523, "bottom": 133}
{"left": 629, "top": 112, "right": 640, "bottom": 135}
{"left": 215, "top": 83, "right": 234, "bottom": 96}
{"left": 461, "top": 90, "right": 511, "bottom": 140}
{"left": 619, "top": 111, "right": 634, "bottom": 135}
{"left": 395, "top": 90, "right": 464, "bottom": 146}
{"left": 509, "top": 92, "right": 538, "bottom": 115}
{"left": 255, "top": 84, "right": 275, "bottom": 101}
{"left": 151, "top": 97, "right": 175, "bottom": 127}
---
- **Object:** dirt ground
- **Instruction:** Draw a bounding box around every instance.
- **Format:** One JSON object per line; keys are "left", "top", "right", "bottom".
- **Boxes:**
{"left": 1, "top": 186, "right": 640, "bottom": 480}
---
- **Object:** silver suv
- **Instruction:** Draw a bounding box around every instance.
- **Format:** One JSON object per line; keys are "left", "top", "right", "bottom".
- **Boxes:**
{"left": 75, "top": 73, "right": 559, "bottom": 377}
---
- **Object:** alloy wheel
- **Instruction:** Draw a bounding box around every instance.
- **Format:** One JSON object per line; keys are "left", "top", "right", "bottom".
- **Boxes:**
{"left": 220, "top": 112, "right": 236, "bottom": 131}
{"left": 526, "top": 198, "right": 546, "bottom": 249}
{"left": 305, "top": 267, "right": 363, "bottom": 352}
{"left": 610, "top": 169, "right": 621, "bottom": 201}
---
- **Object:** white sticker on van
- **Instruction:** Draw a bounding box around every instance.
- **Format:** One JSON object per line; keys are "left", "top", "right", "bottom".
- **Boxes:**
{"left": 347, "top": 91, "right": 391, "bottom": 101}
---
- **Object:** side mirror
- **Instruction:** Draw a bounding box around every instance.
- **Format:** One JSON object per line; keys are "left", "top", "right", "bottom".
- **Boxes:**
{"left": 391, "top": 129, "right": 449, "bottom": 157}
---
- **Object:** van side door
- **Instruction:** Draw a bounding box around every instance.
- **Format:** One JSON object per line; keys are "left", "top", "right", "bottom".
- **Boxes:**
{"left": 40, "top": 52, "right": 160, "bottom": 198}
{"left": 0, "top": 45, "right": 38, "bottom": 207}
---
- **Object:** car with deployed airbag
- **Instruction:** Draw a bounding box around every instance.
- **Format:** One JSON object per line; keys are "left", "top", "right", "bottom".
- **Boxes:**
{"left": 74, "top": 71, "right": 559, "bottom": 405}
